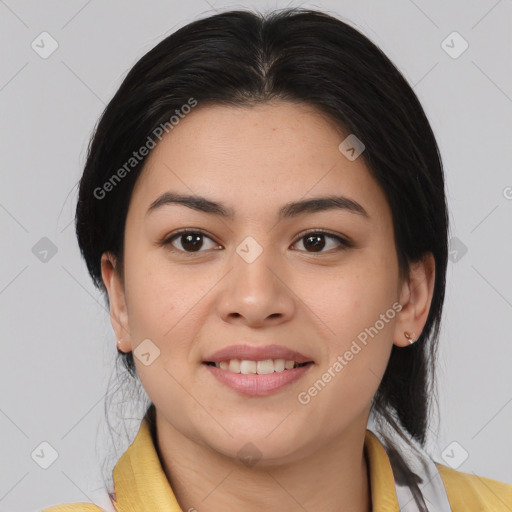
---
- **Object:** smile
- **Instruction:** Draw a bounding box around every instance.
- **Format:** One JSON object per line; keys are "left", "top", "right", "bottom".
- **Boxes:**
{"left": 202, "top": 360, "right": 314, "bottom": 396}
{"left": 204, "top": 359, "right": 310, "bottom": 374}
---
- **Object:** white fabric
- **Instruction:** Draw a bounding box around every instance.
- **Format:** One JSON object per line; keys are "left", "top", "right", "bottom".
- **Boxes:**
{"left": 371, "top": 429, "right": 453, "bottom": 512}
{"left": 88, "top": 487, "right": 117, "bottom": 512}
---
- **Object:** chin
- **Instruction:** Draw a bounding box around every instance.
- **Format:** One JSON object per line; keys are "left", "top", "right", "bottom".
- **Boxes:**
{"left": 200, "top": 426, "right": 309, "bottom": 467}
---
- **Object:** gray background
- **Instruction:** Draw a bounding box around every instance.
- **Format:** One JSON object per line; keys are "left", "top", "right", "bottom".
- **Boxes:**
{"left": 1, "top": 0, "right": 511, "bottom": 510}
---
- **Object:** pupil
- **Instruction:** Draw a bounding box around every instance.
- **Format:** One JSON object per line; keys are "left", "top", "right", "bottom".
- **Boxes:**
{"left": 305, "top": 234, "right": 325, "bottom": 252}
{"left": 182, "top": 233, "right": 203, "bottom": 252}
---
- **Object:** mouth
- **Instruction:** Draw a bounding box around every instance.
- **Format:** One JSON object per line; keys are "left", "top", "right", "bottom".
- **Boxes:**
{"left": 201, "top": 344, "right": 315, "bottom": 396}
{"left": 202, "top": 343, "right": 314, "bottom": 367}
{"left": 202, "top": 359, "right": 314, "bottom": 396}
{"left": 202, "top": 359, "right": 313, "bottom": 374}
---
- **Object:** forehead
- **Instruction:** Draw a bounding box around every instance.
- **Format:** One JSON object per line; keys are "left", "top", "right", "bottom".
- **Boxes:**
{"left": 128, "top": 101, "right": 390, "bottom": 222}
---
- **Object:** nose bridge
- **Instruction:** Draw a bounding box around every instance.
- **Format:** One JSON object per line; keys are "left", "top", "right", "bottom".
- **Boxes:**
{"left": 232, "top": 234, "right": 281, "bottom": 295}
{"left": 216, "top": 234, "right": 294, "bottom": 324}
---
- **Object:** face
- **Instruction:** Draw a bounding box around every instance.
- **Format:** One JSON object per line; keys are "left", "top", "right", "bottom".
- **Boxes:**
{"left": 102, "top": 101, "right": 432, "bottom": 465}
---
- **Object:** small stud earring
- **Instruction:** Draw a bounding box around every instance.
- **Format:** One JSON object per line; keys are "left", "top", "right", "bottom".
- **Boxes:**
{"left": 404, "top": 331, "right": 416, "bottom": 344}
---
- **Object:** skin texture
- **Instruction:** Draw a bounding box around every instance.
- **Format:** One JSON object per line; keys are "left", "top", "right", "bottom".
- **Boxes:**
{"left": 101, "top": 101, "right": 435, "bottom": 512}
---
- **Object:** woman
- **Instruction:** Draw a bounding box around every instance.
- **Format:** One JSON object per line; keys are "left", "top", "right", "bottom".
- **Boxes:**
{"left": 42, "top": 7, "right": 512, "bottom": 512}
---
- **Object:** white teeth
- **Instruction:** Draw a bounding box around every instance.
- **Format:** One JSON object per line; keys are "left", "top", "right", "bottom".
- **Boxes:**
{"left": 274, "top": 359, "right": 285, "bottom": 372}
{"left": 228, "top": 359, "right": 240, "bottom": 373}
{"left": 212, "top": 358, "right": 305, "bottom": 374}
{"left": 256, "top": 359, "right": 274, "bottom": 375}
{"left": 240, "top": 360, "right": 257, "bottom": 374}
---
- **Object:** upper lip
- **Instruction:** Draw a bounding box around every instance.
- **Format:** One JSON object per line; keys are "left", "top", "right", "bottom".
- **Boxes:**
{"left": 203, "top": 344, "right": 314, "bottom": 364}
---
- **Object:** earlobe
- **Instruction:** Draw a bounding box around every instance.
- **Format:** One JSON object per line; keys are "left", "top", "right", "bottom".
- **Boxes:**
{"left": 393, "top": 253, "right": 435, "bottom": 348}
{"left": 403, "top": 331, "right": 417, "bottom": 344}
{"left": 100, "top": 252, "right": 131, "bottom": 353}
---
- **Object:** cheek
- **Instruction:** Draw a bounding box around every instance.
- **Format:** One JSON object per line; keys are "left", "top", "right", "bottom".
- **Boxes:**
{"left": 299, "top": 277, "right": 397, "bottom": 429}
{"left": 124, "top": 245, "right": 203, "bottom": 333}
{"left": 315, "top": 258, "right": 398, "bottom": 338}
{"left": 121, "top": 257, "right": 188, "bottom": 389}
{"left": 309, "top": 252, "right": 399, "bottom": 396}
{"left": 123, "top": 252, "right": 208, "bottom": 416}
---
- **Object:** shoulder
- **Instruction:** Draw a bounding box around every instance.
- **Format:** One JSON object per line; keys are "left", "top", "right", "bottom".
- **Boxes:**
{"left": 436, "top": 462, "right": 512, "bottom": 511}
{"left": 41, "top": 503, "right": 105, "bottom": 511}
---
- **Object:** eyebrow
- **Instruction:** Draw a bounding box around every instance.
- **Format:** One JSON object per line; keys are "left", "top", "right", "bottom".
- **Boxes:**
{"left": 146, "top": 192, "right": 369, "bottom": 220}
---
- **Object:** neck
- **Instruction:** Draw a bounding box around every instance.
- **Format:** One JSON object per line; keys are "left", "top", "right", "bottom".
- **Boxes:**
{"left": 153, "top": 410, "right": 372, "bottom": 512}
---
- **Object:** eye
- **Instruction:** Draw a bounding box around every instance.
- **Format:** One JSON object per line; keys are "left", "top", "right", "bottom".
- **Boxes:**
{"left": 160, "top": 229, "right": 352, "bottom": 255}
{"left": 161, "top": 229, "right": 220, "bottom": 254}
{"left": 291, "top": 230, "right": 352, "bottom": 253}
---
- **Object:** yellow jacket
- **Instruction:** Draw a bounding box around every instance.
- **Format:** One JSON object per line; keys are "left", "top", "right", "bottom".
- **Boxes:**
{"left": 41, "top": 417, "right": 512, "bottom": 511}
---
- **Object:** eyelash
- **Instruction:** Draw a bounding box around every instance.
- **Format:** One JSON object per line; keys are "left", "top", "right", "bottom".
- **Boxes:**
{"left": 159, "top": 228, "right": 353, "bottom": 256}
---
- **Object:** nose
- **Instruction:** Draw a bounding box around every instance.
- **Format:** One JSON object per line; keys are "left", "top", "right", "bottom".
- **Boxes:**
{"left": 216, "top": 242, "right": 296, "bottom": 328}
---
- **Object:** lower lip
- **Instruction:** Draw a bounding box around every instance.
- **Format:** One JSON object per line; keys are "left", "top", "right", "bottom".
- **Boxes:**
{"left": 203, "top": 363, "right": 314, "bottom": 396}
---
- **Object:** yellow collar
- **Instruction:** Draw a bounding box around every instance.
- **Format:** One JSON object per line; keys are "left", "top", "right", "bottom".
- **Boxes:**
{"left": 111, "top": 417, "right": 400, "bottom": 512}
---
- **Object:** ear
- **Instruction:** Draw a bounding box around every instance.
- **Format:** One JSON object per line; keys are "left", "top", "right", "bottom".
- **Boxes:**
{"left": 393, "top": 252, "right": 435, "bottom": 347}
{"left": 101, "top": 252, "right": 132, "bottom": 353}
